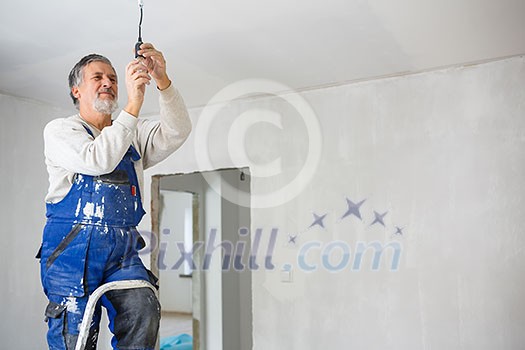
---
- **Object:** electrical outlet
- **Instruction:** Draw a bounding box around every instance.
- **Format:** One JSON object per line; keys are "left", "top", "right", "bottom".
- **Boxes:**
{"left": 281, "top": 264, "right": 293, "bottom": 283}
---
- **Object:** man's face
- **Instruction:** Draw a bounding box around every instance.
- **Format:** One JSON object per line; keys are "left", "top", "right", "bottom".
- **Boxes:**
{"left": 72, "top": 61, "right": 118, "bottom": 114}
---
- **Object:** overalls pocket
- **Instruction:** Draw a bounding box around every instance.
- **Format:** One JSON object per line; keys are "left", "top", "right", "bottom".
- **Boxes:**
{"left": 46, "top": 223, "right": 83, "bottom": 269}
{"left": 41, "top": 223, "right": 92, "bottom": 297}
{"left": 45, "top": 300, "right": 67, "bottom": 321}
{"left": 44, "top": 301, "right": 68, "bottom": 349}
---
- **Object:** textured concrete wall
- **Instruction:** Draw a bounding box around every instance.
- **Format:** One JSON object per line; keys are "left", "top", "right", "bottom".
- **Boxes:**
{"left": 146, "top": 55, "right": 525, "bottom": 349}
{"left": 0, "top": 95, "right": 70, "bottom": 349}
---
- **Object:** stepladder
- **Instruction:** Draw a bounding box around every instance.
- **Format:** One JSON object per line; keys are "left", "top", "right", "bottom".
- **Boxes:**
{"left": 74, "top": 280, "right": 157, "bottom": 350}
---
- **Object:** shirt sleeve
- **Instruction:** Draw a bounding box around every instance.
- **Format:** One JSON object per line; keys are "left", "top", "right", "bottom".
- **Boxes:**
{"left": 43, "top": 111, "right": 139, "bottom": 176}
{"left": 136, "top": 85, "right": 192, "bottom": 170}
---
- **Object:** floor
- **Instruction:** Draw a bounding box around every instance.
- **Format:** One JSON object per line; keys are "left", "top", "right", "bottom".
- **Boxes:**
{"left": 160, "top": 311, "right": 193, "bottom": 339}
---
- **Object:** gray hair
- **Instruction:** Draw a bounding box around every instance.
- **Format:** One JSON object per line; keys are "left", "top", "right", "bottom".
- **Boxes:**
{"left": 68, "top": 54, "right": 116, "bottom": 109}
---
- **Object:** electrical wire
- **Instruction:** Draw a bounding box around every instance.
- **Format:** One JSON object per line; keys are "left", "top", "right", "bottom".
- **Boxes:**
{"left": 135, "top": 1, "right": 144, "bottom": 58}
{"left": 138, "top": 5, "right": 143, "bottom": 41}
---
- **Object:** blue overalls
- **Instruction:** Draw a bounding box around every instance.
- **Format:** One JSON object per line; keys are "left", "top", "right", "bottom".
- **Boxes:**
{"left": 39, "top": 126, "right": 160, "bottom": 350}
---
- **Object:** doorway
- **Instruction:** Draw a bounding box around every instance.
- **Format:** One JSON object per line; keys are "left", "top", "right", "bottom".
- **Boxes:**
{"left": 150, "top": 168, "right": 253, "bottom": 350}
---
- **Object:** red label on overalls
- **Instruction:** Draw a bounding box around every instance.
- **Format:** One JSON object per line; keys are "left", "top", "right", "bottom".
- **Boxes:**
{"left": 131, "top": 185, "right": 137, "bottom": 196}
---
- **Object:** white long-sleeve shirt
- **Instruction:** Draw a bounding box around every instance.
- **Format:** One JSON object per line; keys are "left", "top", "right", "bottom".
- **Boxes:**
{"left": 44, "top": 85, "right": 192, "bottom": 203}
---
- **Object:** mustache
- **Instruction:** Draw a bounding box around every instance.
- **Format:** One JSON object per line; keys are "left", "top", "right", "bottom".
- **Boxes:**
{"left": 97, "top": 88, "right": 115, "bottom": 97}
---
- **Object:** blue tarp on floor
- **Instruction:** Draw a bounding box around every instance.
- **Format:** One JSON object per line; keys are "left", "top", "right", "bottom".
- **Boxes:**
{"left": 160, "top": 333, "right": 193, "bottom": 350}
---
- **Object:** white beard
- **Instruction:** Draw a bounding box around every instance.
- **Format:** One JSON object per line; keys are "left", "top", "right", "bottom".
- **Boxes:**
{"left": 93, "top": 97, "right": 118, "bottom": 115}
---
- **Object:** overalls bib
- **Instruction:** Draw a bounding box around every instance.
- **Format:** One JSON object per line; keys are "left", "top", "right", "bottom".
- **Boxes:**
{"left": 39, "top": 125, "right": 158, "bottom": 350}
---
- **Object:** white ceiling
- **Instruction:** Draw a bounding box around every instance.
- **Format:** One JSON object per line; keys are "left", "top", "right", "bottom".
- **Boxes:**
{"left": 0, "top": 0, "right": 524, "bottom": 114}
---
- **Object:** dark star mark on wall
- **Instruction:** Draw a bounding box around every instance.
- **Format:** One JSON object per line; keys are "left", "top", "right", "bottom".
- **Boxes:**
{"left": 341, "top": 198, "right": 366, "bottom": 220}
{"left": 309, "top": 212, "right": 328, "bottom": 228}
{"left": 393, "top": 226, "right": 404, "bottom": 236}
{"left": 370, "top": 210, "right": 388, "bottom": 227}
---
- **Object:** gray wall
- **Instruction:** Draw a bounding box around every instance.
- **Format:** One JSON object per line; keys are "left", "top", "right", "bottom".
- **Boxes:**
{"left": 220, "top": 169, "right": 252, "bottom": 350}
{"left": 0, "top": 94, "right": 71, "bottom": 349}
